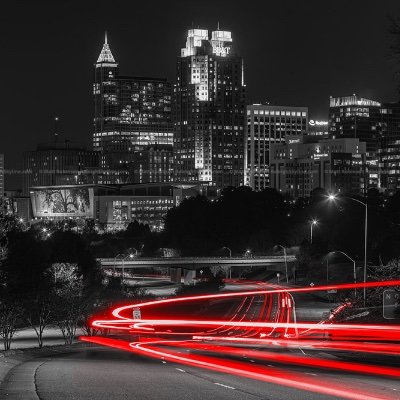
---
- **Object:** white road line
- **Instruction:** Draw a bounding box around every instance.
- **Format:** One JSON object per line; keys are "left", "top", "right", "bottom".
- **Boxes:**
{"left": 161, "top": 361, "right": 167, "bottom": 364}
{"left": 176, "top": 368, "right": 186, "bottom": 373}
{"left": 214, "top": 383, "right": 235, "bottom": 390}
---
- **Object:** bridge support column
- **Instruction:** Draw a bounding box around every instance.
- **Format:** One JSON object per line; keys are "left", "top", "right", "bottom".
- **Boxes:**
{"left": 169, "top": 268, "right": 182, "bottom": 283}
{"left": 183, "top": 270, "right": 196, "bottom": 285}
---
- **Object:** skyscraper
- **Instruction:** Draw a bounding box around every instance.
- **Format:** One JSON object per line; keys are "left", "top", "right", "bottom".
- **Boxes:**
{"left": 245, "top": 104, "right": 308, "bottom": 190}
{"left": 378, "top": 102, "right": 400, "bottom": 193}
{"left": 93, "top": 34, "right": 173, "bottom": 183}
{"left": 174, "top": 28, "right": 246, "bottom": 193}
{"left": 329, "top": 95, "right": 381, "bottom": 189}
{"left": 23, "top": 142, "right": 100, "bottom": 196}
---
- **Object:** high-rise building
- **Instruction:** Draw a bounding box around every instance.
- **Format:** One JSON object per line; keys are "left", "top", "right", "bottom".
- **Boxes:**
{"left": 130, "top": 144, "right": 173, "bottom": 184}
{"left": 245, "top": 105, "right": 308, "bottom": 190}
{"left": 23, "top": 142, "right": 100, "bottom": 196}
{"left": 0, "top": 154, "right": 4, "bottom": 198}
{"left": 93, "top": 34, "right": 173, "bottom": 182}
{"left": 329, "top": 95, "right": 382, "bottom": 189}
{"left": 378, "top": 102, "right": 400, "bottom": 193}
{"left": 174, "top": 28, "right": 246, "bottom": 193}
{"left": 270, "top": 135, "right": 366, "bottom": 198}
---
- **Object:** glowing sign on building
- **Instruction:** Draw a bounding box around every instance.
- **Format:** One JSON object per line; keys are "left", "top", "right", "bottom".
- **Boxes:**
{"left": 309, "top": 120, "right": 328, "bottom": 126}
{"left": 212, "top": 44, "right": 231, "bottom": 57}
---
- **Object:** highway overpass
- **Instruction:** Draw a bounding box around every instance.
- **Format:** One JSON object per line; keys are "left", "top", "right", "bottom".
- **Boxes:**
{"left": 99, "top": 256, "right": 297, "bottom": 283}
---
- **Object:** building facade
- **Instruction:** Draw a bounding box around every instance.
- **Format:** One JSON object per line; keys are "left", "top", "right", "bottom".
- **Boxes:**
{"left": 329, "top": 95, "right": 382, "bottom": 189}
{"left": 23, "top": 142, "right": 100, "bottom": 196}
{"left": 245, "top": 105, "right": 308, "bottom": 191}
{"left": 174, "top": 28, "right": 246, "bottom": 194}
{"left": 378, "top": 102, "right": 400, "bottom": 194}
{"left": 270, "top": 135, "right": 366, "bottom": 198}
{"left": 93, "top": 34, "right": 173, "bottom": 183}
{"left": 308, "top": 119, "right": 329, "bottom": 138}
{"left": 28, "top": 183, "right": 199, "bottom": 231}
{"left": 130, "top": 144, "right": 173, "bottom": 184}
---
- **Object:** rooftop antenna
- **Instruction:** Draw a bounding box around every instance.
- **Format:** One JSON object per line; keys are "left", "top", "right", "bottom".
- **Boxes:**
{"left": 105, "top": 30, "right": 108, "bottom": 44}
{"left": 217, "top": 21, "right": 220, "bottom": 30}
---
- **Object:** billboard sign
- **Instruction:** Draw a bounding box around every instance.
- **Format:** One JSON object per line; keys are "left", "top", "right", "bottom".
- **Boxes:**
{"left": 31, "top": 187, "right": 94, "bottom": 218}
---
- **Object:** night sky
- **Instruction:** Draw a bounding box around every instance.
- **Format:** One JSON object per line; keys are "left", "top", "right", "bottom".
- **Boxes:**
{"left": 2, "top": 0, "right": 400, "bottom": 189}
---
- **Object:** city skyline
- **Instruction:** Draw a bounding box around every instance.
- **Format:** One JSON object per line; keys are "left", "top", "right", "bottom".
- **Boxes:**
{"left": 1, "top": 0, "right": 400, "bottom": 189}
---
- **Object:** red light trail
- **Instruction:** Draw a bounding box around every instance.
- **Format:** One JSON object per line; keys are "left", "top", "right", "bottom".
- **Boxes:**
{"left": 82, "top": 279, "right": 400, "bottom": 399}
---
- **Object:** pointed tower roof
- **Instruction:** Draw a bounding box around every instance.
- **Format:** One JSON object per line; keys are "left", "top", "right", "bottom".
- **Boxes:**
{"left": 97, "top": 32, "right": 116, "bottom": 63}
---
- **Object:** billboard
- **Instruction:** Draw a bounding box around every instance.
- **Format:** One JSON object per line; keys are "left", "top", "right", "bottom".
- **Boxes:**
{"left": 31, "top": 187, "right": 94, "bottom": 218}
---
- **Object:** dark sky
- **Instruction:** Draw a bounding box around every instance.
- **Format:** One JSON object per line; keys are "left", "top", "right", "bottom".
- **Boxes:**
{"left": 2, "top": 0, "right": 400, "bottom": 189}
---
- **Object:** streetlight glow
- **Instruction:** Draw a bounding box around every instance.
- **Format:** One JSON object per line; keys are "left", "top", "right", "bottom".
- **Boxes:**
{"left": 310, "top": 219, "right": 318, "bottom": 243}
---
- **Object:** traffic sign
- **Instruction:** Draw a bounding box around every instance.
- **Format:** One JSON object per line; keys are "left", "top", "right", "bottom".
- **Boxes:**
{"left": 133, "top": 308, "right": 141, "bottom": 320}
{"left": 383, "top": 289, "right": 400, "bottom": 320}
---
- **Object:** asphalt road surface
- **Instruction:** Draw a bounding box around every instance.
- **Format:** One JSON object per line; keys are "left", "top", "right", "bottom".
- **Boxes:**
{"left": 1, "top": 344, "right": 400, "bottom": 400}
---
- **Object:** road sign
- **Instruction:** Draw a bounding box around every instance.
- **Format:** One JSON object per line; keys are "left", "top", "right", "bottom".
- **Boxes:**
{"left": 133, "top": 308, "right": 141, "bottom": 320}
{"left": 383, "top": 289, "right": 400, "bottom": 320}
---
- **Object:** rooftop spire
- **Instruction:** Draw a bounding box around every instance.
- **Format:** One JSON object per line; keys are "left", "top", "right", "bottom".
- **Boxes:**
{"left": 97, "top": 32, "right": 116, "bottom": 63}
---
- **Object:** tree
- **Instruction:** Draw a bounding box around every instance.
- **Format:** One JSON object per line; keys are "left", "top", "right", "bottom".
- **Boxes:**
{"left": 0, "top": 298, "right": 22, "bottom": 350}
{"left": 24, "top": 291, "right": 53, "bottom": 348}
{"left": 51, "top": 263, "right": 85, "bottom": 344}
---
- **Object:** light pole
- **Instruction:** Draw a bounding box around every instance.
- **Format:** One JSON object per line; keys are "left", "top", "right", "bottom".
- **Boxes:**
{"left": 327, "top": 250, "right": 356, "bottom": 296}
{"left": 222, "top": 247, "right": 232, "bottom": 279}
{"left": 310, "top": 219, "right": 318, "bottom": 244}
{"left": 328, "top": 194, "right": 367, "bottom": 306}
{"left": 277, "top": 245, "right": 288, "bottom": 284}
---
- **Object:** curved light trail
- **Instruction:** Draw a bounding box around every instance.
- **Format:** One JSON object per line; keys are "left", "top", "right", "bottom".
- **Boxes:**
{"left": 82, "top": 279, "right": 400, "bottom": 399}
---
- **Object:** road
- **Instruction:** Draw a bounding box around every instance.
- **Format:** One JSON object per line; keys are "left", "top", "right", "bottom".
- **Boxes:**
{"left": 2, "top": 281, "right": 400, "bottom": 399}
{"left": 1, "top": 344, "right": 400, "bottom": 400}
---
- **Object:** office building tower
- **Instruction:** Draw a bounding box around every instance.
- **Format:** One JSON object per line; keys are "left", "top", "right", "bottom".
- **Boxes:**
{"left": 378, "top": 102, "right": 400, "bottom": 193}
{"left": 245, "top": 105, "right": 308, "bottom": 190}
{"left": 130, "top": 144, "right": 173, "bottom": 184}
{"left": 93, "top": 34, "right": 173, "bottom": 182}
{"left": 270, "top": 135, "right": 366, "bottom": 198}
{"left": 174, "top": 28, "right": 246, "bottom": 193}
{"left": 329, "top": 95, "right": 382, "bottom": 189}
{"left": 23, "top": 142, "right": 100, "bottom": 196}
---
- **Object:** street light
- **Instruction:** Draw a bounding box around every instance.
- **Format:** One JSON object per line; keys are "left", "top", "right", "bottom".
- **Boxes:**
{"left": 222, "top": 246, "right": 232, "bottom": 279}
{"left": 328, "top": 193, "right": 367, "bottom": 306}
{"left": 327, "top": 250, "right": 357, "bottom": 296}
{"left": 276, "top": 244, "right": 288, "bottom": 284}
{"left": 310, "top": 219, "right": 318, "bottom": 244}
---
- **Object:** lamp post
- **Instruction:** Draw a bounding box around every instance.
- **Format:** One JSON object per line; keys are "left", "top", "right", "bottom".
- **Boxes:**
{"left": 328, "top": 194, "right": 367, "bottom": 306}
{"left": 328, "top": 250, "right": 356, "bottom": 296}
{"left": 222, "top": 247, "right": 232, "bottom": 279}
{"left": 277, "top": 245, "right": 288, "bottom": 284}
{"left": 310, "top": 219, "right": 318, "bottom": 244}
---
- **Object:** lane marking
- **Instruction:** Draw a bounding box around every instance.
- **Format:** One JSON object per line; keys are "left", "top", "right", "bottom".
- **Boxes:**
{"left": 214, "top": 382, "right": 235, "bottom": 390}
{"left": 176, "top": 368, "right": 186, "bottom": 372}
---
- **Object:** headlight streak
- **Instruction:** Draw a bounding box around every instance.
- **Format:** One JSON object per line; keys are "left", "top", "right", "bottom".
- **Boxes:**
{"left": 83, "top": 279, "right": 400, "bottom": 399}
